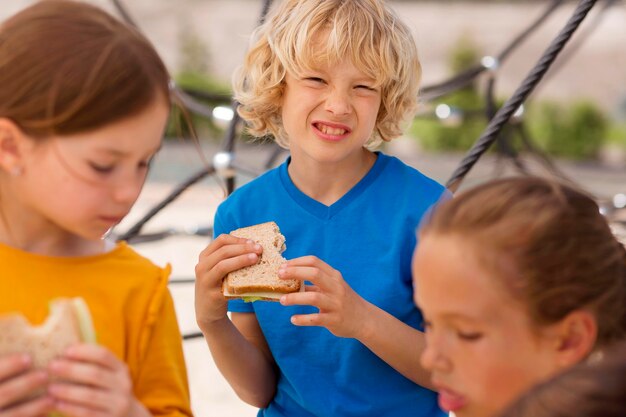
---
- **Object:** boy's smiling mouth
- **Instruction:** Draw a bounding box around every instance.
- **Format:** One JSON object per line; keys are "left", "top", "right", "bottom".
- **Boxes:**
{"left": 312, "top": 121, "right": 352, "bottom": 140}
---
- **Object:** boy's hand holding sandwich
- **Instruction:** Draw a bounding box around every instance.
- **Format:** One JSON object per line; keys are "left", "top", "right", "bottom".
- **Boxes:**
{"left": 195, "top": 222, "right": 304, "bottom": 329}
{"left": 194, "top": 229, "right": 264, "bottom": 330}
{"left": 195, "top": 221, "right": 369, "bottom": 339}
{"left": 277, "top": 255, "right": 373, "bottom": 339}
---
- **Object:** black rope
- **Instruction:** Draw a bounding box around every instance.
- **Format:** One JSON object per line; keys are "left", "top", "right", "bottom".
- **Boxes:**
{"left": 219, "top": 0, "right": 273, "bottom": 195}
{"left": 420, "top": 0, "right": 565, "bottom": 101}
{"left": 117, "top": 166, "right": 215, "bottom": 241}
{"left": 420, "top": 66, "right": 485, "bottom": 102}
{"left": 446, "top": 0, "right": 598, "bottom": 193}
{"left": 183, "top": 332, "right": 204, "bottom": 341}
{"left": 483, "top": 75, "right": 530, "bottom": 174}
{"left": 110, "top": 0, "right": 139, "bottom": 28}
{"left": 109, "top": 0, "right": 234, "bottom": 131}
{"left": 496, "top": 0, "right": 564, "bottom": 63}
{"left": 533, "top": 0, "right": 619, "bottom": 96}
{"left": 513, "top": 122, "right": 583, "bottom": 190}
{"left": 181, "top": 88, "right": 232, "bottom": 103}
{"left": 169, "top": 278, "right": 196, "bottom": 285}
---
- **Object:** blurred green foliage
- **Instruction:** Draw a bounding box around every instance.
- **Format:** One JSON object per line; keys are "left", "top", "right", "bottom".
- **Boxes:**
{"left": 409, "top": 36, "right": 618, "bottom": 160}
{"left": 166, "top": 71, "right": 231, "bottom": 140}
{"left": 411, "top": 36, "right": 488, "bottom": 152}
{"left": 607, "top": 123, "right": 626, "bottom": 147}
{"left": 166, "top": 24, "right": 232, "bottom": 140}
{"left": 528, "top": 101, "right": 608, "bottom": 160}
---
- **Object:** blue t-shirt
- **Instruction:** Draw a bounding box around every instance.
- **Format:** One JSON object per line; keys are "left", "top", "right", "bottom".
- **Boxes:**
{"left": 214, "top": 152, "right": 447, "bottom": 417}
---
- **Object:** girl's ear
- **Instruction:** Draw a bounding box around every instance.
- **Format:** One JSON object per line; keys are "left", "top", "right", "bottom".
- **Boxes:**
{"left": 552, "top": 310, "right": 598, "bottom": 368}
{"left": 0, "top": 118, "right": 28, "bottom": 175}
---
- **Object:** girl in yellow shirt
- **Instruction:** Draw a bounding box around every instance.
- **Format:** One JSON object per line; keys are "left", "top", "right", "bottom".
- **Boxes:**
{"left": 0, "top": 1, "right": 192, "bottom": 416}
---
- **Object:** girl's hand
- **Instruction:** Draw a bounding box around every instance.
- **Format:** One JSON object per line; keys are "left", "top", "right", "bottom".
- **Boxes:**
{"left": 0, "top": 354, "right": 54, "bottom": 416}
{"left": 47, "top": 344, "right": 148, "bottom": 417}
{"left": 195, "top": 234, "right": 263, "bottom": 331}
{"left": 278, "top": 256, "right": 371, "bottom": 339}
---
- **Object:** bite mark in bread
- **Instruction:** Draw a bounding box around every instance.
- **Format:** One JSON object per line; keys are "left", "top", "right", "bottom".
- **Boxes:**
{"left": 223, "top": 221, "right": 301, "bottom": 301}
{"left": 0, "top": 298, "right": 96, "bottom": 411}
{"left": 0, "top": 298, "right": 96, "bottom": 369}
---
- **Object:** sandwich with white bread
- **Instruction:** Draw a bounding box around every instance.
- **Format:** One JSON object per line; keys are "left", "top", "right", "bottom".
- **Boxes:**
{"left": 0, "top": 297, "right": 96, "bottom": 369}
{"left": 222, "top": 221, "right": 303, "bottom": 302}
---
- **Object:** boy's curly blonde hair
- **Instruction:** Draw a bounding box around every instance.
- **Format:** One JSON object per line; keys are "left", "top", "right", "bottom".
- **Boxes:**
{"left": 233, "top": 0, "right": 421, "bottom": 150}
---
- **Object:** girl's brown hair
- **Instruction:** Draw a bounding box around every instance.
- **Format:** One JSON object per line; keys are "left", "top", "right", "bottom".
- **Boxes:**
{"left": 499, "top": 340, "right": 626, "bottom": 417}
{"left": 0, "top": 0, "right": 170, "bottom": 138}
{"left": 420, "top": 177, "right": 626, "bottom": 346}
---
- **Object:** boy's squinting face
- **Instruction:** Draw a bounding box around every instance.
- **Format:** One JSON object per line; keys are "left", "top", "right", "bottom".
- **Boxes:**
{"left": 412, "top": 234, "right": 560, "bottom": 417}
{"left": 18, "top": 97, "right": 169, "bottom": 241}
{"left": 281, "top": 57, "right": 381, "bottom": 165}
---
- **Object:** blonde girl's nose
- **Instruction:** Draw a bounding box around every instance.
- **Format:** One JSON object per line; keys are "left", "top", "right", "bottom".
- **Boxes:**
{"left": 324, "top": 88, "right": 352, "bottom": 116}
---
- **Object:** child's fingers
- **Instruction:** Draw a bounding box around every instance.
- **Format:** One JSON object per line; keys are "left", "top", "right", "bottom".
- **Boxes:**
{"left": 197, "top": 234, "right": 254, "bottom": 260}
{"left": 0, "top": 354, "right": 32, "bottom": 381}
{"left": 62, "top": 345, "right": 124, "bottom": 372}
{"left": 199, "top": 233, "right": 244, "bottom": 253}
{"left": 0, "top": 370, "right": 48, "bottom": 409}
{"left": 283, "top": 256, "right": 337, "bottom": 275}
{"left": 289, "top": 313, "right": 323, "bottom": 327}
{"left": 278, "top": 265, "right": 337, "bottom": 292}
{"left": 197, "top": 241, "right": 262, "bottom": 277}
{"left": 48, "top": 344, "right": 131, "bottom": 391}
{"left": 48, "top": 383, "right": 109, "bottom": 412}
{"left": 304, "top": 284, "right": 321, "bottom": 292}
{"left": 197, "top": 251, "right": 260, "bottom": 282}
{"left": 280, "top": 290, "right": 331, "bottom": 310}
{"left": 48, "top": 347, "right": 133, "bottom": 416}
{"left": 53, "top": 400, "right": 108, "bottom": 417}
{"left": 48, "top": 359, "right": 118, "bottom": 391}
{"left": 0, "top": 395, "right": 54, "bottom": 417}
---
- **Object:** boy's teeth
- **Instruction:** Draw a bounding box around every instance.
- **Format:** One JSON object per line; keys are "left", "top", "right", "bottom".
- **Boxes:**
{"left": 319, "top": 124, "right": 346, "bottom": 135}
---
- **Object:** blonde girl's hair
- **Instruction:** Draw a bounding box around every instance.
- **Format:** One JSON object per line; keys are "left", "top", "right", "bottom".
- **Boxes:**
{"left": 233, "top": 0, "right": 421, "bottom": 149}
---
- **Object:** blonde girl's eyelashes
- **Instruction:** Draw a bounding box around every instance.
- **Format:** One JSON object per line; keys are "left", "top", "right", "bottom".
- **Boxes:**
{"left": 355, "top": 84, "right": 376, "bottom": 91}
{"left": 303, "top": 76, "right": 325, "bottom": 84}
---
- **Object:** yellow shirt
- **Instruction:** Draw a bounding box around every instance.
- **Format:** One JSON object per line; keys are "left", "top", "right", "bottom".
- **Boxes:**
{"left": 0, "top": 241, "right": 193, "bottom": 417}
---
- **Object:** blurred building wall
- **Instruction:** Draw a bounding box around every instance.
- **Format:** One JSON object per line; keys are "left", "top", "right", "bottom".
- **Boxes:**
{"left": 2, "top": 0, "right": 625, "bottom": 113}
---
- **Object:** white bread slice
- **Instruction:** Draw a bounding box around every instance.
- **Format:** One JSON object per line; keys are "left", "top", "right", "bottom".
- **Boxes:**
{"left": 223, "top": 221, "right": 301, "bottom": 301}
{"left": 0, "top": 298, "right": 96, "bottom": 369}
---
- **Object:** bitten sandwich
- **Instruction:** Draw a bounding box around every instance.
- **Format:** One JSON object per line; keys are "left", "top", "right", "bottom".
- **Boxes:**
{"left": 222, "top": 221, "right": 302, "bottom": 302}
{"left": 0, "top": 297, "right": 97, "bottom": 369}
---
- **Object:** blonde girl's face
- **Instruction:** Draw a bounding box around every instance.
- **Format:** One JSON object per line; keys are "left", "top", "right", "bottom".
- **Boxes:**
{"left": 412, "top": 234, "right": 561, "bottom": 417}
{"left": 281, "top": 56, "right": 381, "bottom": 166}
{"left": 12, "top": 97, "right": 169, "bottom": 242}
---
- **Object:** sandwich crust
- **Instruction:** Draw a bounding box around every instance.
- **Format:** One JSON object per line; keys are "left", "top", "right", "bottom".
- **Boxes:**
{"left": 223, "top": 221, "right": 301, "bottom": 300}
{"left": 0, "top": 298, "right": 92, "bottom": 369}
{"left": 0, "top": 302, "right": 79, "bottom": 369}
